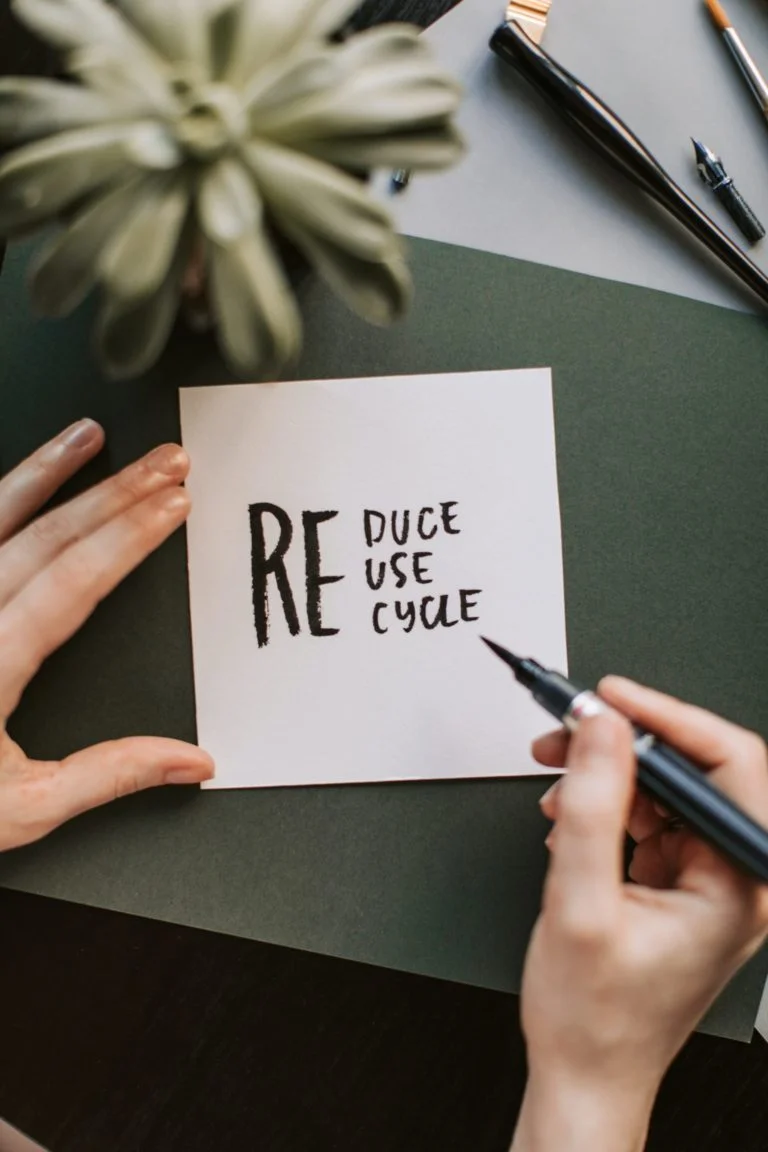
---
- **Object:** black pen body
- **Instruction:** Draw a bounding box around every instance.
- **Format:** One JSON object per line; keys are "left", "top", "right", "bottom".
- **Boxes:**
{"left": 634, "top": 739, "right": 768, "bottom": 883}
{"left": 516, "top": 663, "right": 768, "bottom": 885}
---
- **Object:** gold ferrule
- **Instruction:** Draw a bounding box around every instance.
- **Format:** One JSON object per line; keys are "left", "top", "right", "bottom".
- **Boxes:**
{"left": 505, "top": 0, "right": 552, "bottom": 44}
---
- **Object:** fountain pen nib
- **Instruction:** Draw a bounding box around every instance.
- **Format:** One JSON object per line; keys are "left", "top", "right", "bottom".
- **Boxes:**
{"left": 692, "top": 138, "right": 724, "bottom": 187}
{"left": 689, "top": 139, "right": 765, "bottom": 242}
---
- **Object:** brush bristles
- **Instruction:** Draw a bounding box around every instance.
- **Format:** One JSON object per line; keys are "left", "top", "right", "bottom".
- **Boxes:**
{"left": 705, "top": 0, "right": 732, "bottom": 33}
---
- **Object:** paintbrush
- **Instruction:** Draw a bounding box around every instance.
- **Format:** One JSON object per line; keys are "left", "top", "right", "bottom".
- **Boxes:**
{"left": 704, "top": 0, "right": 768, "bottom": 120}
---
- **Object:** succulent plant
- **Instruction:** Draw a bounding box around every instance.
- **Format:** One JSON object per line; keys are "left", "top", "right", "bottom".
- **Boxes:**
{"left": 0, "top": 0, "right": 463, "bottom": 380}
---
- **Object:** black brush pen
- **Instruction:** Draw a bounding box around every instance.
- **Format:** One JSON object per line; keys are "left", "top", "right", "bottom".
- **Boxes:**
{"left": 489, "top": 19, "right": 768, "bottom": 312}
{"left": 482, "top": 638, "right": 768, "bottom": 884}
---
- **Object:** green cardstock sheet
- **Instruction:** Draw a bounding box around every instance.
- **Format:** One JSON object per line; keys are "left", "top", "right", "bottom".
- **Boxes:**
{"left": 0, "top": 237, "right": 766, "bottom": 1042}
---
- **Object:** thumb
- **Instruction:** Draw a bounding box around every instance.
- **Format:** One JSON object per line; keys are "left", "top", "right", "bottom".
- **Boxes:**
{"left": 545, "top": 711, "right": 636, "bottom": 923}
{"left": 32, "top": 738, "right": 214, "bottom": 838}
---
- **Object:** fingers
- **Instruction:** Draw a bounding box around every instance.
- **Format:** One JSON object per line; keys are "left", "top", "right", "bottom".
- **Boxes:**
{"left": 599, "top": 677, "right": 760, "bottom": 771}
{"left": 533, "top": 728, "right": 569, "bottom": 768}
{"left": 536, "top": 724, "right": 662, "bottom": 843}
{"left": 534, "top": 731, "right": 660, "bottom": 839}
{"left": 629, "top": 828, "right": 685, "bottom": 890}
{"left": 59, "top": 737, "right": 215, "bottom": 817}
{"left": 6, "top": 739, "right": 214, "bottom": 849}
{"left": 537, "top": 680, "right": 766, "bottom": 779}
{"left": 0, "top": 442, "right": 189, "bottom": 609}
{"left": 0, "top": 420, "right": 104, "bottom": 544}
{"left": 627, "top": 792, "right": 666, "bottom": 843}
{"left": 0, "top": 486, "right": 190, "bottom": 719}
{"left": 544, "top": 712, "right": 636, "bottom": 924}
{"left": 629, "top": 825, "right": 754, "bottom": 924}
{"left": 601, "top": 676, "right": 768, "bottom": 827}
{"left": 541, "top": 771, "right": 663, "bottom": 845}
{"left": 539, "top": 776, "right": 562, "bottom": 820}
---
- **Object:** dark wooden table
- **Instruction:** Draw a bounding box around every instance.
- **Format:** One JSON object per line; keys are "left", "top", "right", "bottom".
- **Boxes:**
{"left": 2, "top": 3, "right": 768, "bottom": 1150}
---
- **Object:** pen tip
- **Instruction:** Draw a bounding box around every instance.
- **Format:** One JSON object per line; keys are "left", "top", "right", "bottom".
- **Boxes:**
{"left": 481, "top": 636, "right": 522, "bottom": 669}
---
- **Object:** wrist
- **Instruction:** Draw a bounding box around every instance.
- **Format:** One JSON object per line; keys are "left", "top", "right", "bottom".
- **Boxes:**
{"left": 511, "top": 1069, "right": 656, "bottom": 1152}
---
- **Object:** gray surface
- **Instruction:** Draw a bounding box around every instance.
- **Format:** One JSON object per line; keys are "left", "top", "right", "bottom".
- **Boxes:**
{"left": 0, "top": 236, "right": 767, "bottom": 1040}
{"left": 390, "top": 0, "right": 768, "bottom": 311}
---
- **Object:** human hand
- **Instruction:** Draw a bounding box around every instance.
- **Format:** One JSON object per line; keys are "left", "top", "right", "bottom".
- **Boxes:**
{"left": 512, "top": 679, "right": 768, "bottom": 1152}
{"left": 0, "top": 420, "right": 214, "bottom": 852}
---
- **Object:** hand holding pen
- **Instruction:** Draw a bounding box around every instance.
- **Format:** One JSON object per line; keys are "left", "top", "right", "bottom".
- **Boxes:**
{"left": 510, "top": 679, "right": 768, "bottom": 1151}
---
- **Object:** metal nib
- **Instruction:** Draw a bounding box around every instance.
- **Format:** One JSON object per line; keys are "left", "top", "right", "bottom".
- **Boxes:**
{"left": 692, "top": 138, "right": 725, "bottom": 188}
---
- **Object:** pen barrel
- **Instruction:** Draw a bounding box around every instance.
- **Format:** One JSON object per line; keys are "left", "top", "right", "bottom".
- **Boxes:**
{"left": 489, "top": 20, "right": 768, "bottom": 310}
{"left": 724, "top": 29, "right": 768, "bottom": 114}
{"left": 490, "top": 21, "right": 665, "bottom": 199}
{"left": 636, "top": 738, "right": 768, "bottom": 884}
{"left": 714, "top": 181, "right": 766, "bottom": 244}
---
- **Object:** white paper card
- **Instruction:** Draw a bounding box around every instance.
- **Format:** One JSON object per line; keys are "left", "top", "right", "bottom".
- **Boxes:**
{"left": 180, "top": 370, "right": 567, "bottom": 790}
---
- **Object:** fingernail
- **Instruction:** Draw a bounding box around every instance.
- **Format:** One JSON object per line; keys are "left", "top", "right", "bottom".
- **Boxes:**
{"left": 599, "top": 675, "right": 638, "bottom": 695}
{"left": 165, "top": 757, "right": 214, "bottom": 786}
{"left": 539, "top": 779, "right": 561, "bottom": 808}
{"left": 159, "top": 488, "right": 190, "bottom": 514}
{"left": 147, "top": 444, "right": 188, "bottom": 477}
{"left": 60, "top": 419, "right": 102, "bottom": 452}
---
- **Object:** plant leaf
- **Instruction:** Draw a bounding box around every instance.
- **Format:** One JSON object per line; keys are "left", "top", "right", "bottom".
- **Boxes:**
{"left": 303, "top": 0, "right": 365, "bottom": 39}
{"left": 224, "top": 0, "right": 360, "bottom": 88}
{"left": 99, "top": 176, "right": 189, "bottom": 301}
{"left": 244, "top": 27, "right": 424, "bottom": 120}
{"left": 67, "top": 44, "right": 179, "bottom": 117}
{"left": 119, "top": 0, "right": 210, "bottom": 73}
{"left": 208, "top": 229, "right": 302, "bottom": 378}
{"left": 13, "top": 0, "right": 178, "bottom": 115}
{"left": 198, "top": 157, "right": 260, "bottom": 245}
{"left": 245, "top": 140, "right": 397, "bottom": 261}
{"left": 250, "top": 32, "right": 462, "bottom": 141}
{"left": 0, "top": 123, "right": 178, "bottom": 236}
{"left": 203, "top": 0, "right": 238, "bottom": 14}
{"left": 325, "top": 23, "right": 428, "bottom": 70}
{"left": 124, "top": 122, "right": 183, "bottom": 168}
{"left": 208, "top": 0, "right": 240, "bottom": 80}
{"left": 0, "top": 78, "right": 118, "bottom": 144}
{"left": 28, "top": 174, "right": 149, "bottom": 316}
{"left": 241, "top": 44, "right": 335, "bottom": 115}
{"left": 13, "top": 0, "right": 164, "bottom": 66}
{"left": 278, "top": 217, "right": 411, "bottom": 326}
{"left": 302, "top": 124, "right": 465, "bottom": 172}
{"left": 95, "top": 222, "right": 192, "bottom": 380}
